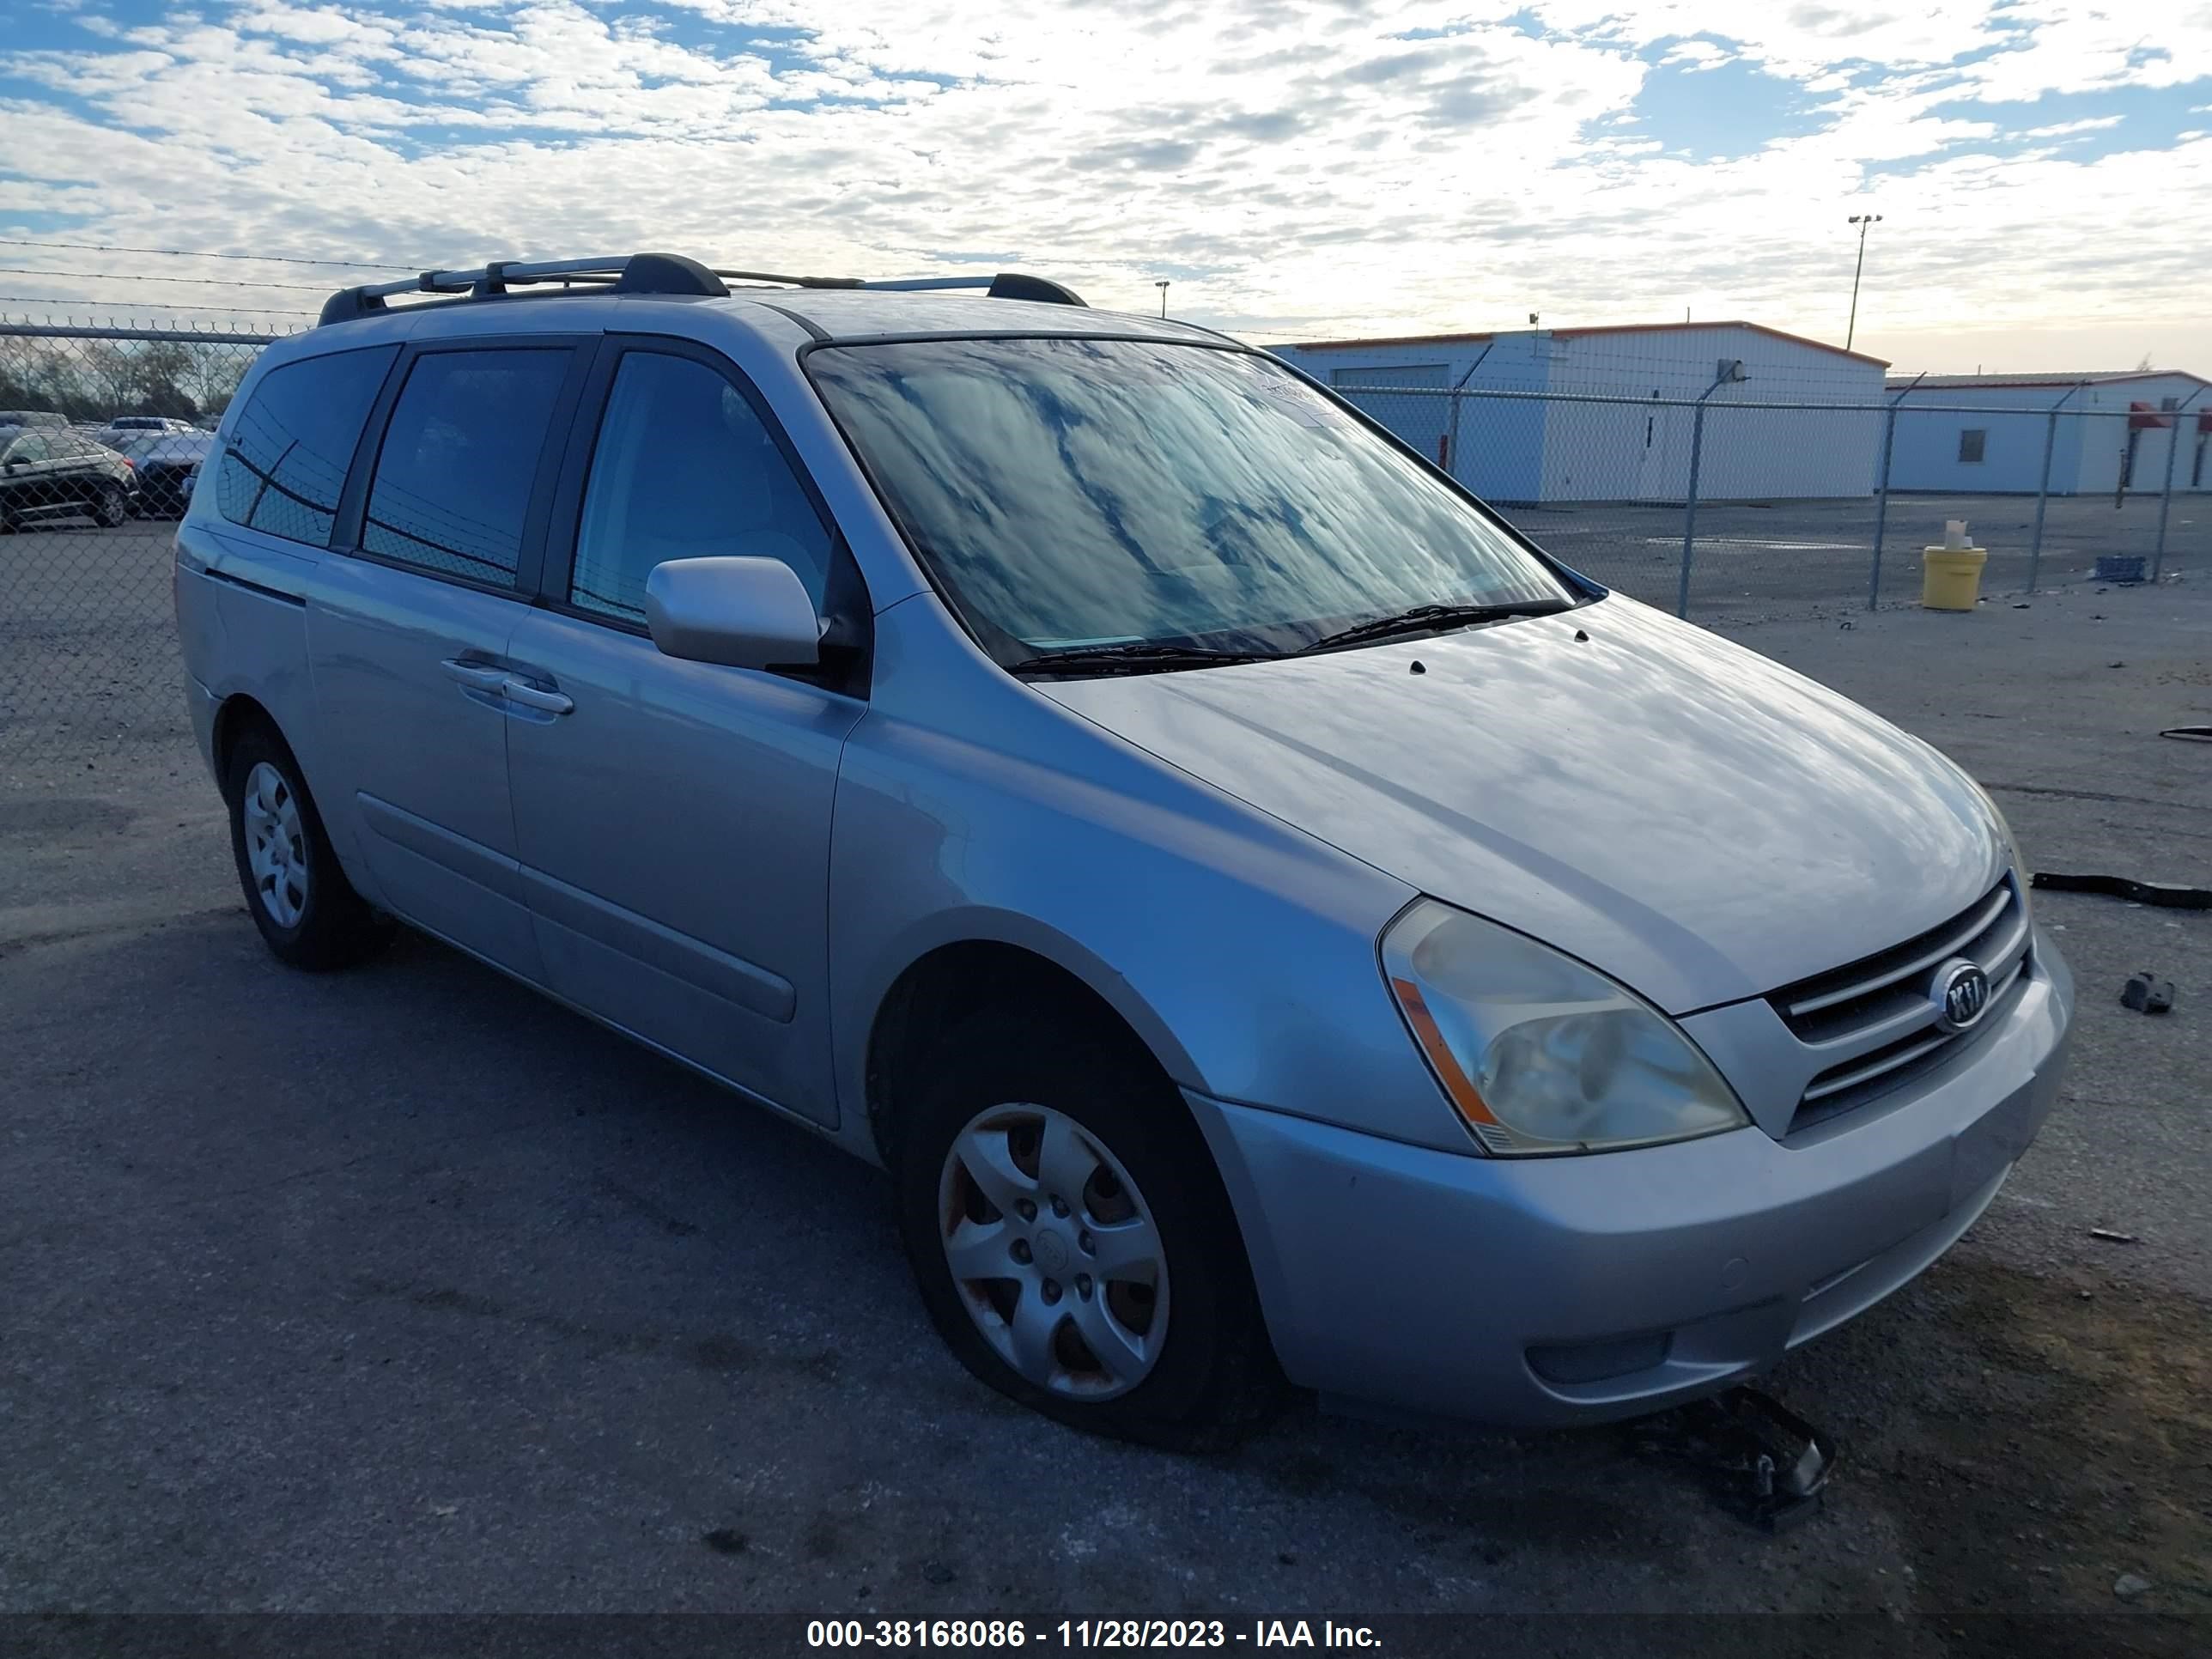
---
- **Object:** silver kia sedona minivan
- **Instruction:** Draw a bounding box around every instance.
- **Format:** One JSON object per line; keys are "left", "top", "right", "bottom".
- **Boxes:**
{"left": 173, "top": 252, "right": 2073, "bottom": 1448}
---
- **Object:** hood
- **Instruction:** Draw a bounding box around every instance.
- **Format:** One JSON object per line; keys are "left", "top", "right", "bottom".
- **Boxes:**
{"left": 1036, "top": 595, "right": 2005, "bottom": 1013}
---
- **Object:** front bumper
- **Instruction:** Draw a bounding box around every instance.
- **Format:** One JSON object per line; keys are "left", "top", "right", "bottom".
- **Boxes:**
{"left": 1187, "top": 934, "right": 2073, "bottom": 1428}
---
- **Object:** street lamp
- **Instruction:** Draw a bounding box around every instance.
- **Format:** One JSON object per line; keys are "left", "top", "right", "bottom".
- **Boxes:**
{"left": 1155, "top": 279, "right": 1170, "bottom": 318}
{"left": 1845, "top": 212, "right": 1882, "bottom": 351}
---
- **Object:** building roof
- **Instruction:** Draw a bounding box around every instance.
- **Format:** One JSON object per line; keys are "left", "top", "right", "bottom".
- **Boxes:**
{"left": 1282, "top": 319, "right": 1889, "bottom": 368}
{"left": 1885, "top": 369, "right": 2209, "bottom": 391}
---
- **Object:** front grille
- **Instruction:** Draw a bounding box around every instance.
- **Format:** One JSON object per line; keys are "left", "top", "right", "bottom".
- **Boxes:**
{"left": 1771, "top": 873, "right": 2031, "bottom": 1131}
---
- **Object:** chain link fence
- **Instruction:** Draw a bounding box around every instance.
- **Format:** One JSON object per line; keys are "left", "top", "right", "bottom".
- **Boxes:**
{"left": 1334, "top": 381, "right": 2207, "bottom": 628}
{"left": 3, "top": 321, "right": 2206, "bottom": 774}
{"left": 1, "top": 321, "right": 279, "bottom": 776}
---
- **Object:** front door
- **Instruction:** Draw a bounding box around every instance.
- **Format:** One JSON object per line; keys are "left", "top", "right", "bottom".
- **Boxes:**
{"left": 504, "top": 341, "right": 865, "bottom": 1127}
{"left": 307, "top": 340, "right": 586, "bottom": 977}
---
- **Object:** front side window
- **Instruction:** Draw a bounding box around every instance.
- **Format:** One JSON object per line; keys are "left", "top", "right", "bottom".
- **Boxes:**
{"left": 5, "top": 433, "right": 52, "bottom": 465}
{"left": 217, "top": 346, "right": 396, "bottom": 546}
{"left": 808, "top": 337, "right": 1569, "bottom": 664}
{"left": 363, "top": 349, "right": 570, "bottom": 585}
{"left": 569, "top": 351, "right": 833, "bottom": 623}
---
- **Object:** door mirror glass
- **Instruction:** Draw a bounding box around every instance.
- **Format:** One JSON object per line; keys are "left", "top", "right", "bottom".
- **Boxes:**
{"left": 644, "top": 556, "right": 821, "bottom": 671}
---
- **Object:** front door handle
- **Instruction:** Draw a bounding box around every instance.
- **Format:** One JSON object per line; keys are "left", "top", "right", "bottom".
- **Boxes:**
{"left": 441, "top": 657, "right": 510, "bottom": 692}
{"left": 501, "top": 678, "right": 574, "bottom": 716}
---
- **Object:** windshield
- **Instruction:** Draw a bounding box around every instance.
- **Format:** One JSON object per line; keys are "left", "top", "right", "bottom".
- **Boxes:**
{"left": 808, "top": 337, "right": 1571, "bottom": 665}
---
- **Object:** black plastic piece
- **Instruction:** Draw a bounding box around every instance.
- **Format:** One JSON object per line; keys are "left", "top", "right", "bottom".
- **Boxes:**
{"left": 2122, "top": 970, "right": 2175, "bottom": 1013}
{"left": 2031, "top": 872, "right": 2211, "bottom": 909}
{"left": 988, "top": 272, "right": 1088, "bottom": 307}
{"left": 317, "top": 288, "right": 387, "bottom": 327}
{"left": 1628, "top": 1386, "right": 1834, "bottom": 1534}
{"left": 613, "top": 253, "right": 728, "bottom": 298}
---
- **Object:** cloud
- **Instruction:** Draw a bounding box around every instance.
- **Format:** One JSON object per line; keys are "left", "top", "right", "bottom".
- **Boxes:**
{"left": 2019, "top": 115, "right": 2126, "bottom": 137}
{"left": 1657, "top": 39, "right": 1733, "bottom": 71}
{"left": 0, "top": 0, "right": 2203, "bottom": 354}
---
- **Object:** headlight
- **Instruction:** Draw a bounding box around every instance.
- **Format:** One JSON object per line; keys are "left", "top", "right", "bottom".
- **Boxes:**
{"left": 1381, "top": 899, "right": 1749, "bottom": 1157}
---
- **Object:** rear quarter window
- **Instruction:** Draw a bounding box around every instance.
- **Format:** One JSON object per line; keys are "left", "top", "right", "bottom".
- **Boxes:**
{"left": 216, "top": 345, "right": 397, "bottom": 547}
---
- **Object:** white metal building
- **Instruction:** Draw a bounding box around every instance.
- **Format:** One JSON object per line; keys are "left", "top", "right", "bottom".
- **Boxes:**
{"left": 1271, "top": 322, "right": 1888, "bottom": 504}
{"left": 1885, "top": 371, "right": 2211, "bottom": 496}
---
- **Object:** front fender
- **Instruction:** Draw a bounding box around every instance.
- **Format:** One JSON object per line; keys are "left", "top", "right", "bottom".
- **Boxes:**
{"left": 825, "top": 617, "right": 1457, "bottom": 1164}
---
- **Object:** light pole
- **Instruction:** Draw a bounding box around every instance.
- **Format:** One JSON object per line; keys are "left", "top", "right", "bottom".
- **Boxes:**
{"left": 1155, "top": 279, "right": 1170, "bottom": 318}
{"left": 1845, "top": 212, "right": 1882, "bottom": 351}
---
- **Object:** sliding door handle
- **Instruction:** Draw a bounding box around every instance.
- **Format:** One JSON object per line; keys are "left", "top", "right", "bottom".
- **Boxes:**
{"left": 501, "top": 678, "right": 574, "bottom": 716}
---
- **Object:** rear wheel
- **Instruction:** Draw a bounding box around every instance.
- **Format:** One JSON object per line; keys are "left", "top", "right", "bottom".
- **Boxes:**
{"left": 893, "top": 1012, "right": 1279, "bottom": 1449}
{"left": 94, "top": 482, "right": 128, "bottom": 528}
{"left": 223, "top": 726, "right": 393, "bottom": 969}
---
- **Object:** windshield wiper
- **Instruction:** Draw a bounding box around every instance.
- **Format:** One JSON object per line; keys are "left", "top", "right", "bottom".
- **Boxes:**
{"left": 1294, "top": 598, "right": 1572, "bottom": 655}
{"left": 1005, "top": 642, "right": 1276, "bottom": 678}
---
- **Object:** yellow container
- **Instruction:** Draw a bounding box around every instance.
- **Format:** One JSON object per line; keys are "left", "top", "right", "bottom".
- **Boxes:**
{"left": 1921, "top": 546, "right": 1987, "bottom": 611}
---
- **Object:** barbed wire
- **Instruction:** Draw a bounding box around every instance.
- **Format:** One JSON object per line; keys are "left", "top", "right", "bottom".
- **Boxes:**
{"left": 0, "top": 295, "right": 318, "bottom": 315}
{"left": 0, "top": 237, "right": 418, "bottom": 271}
{"left": 0, "top": 264, "right": 337, "bottom": 292}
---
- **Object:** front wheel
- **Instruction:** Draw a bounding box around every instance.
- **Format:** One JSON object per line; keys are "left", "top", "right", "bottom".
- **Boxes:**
{"left": 894, "top": 1012, "right": 1280, "bottom": 1449}
{"left": 223, "top": 727, "right": 394, "bottom": 969}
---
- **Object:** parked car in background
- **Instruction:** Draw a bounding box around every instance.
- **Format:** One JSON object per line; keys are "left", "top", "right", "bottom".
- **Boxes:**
{"left": 119, "top": 431, "right": 216, "bottom": 517}
{"left": 93, "top": 415, "right": 197, "bottom": 451}
{"left": 174, "top": 252, "right": 2075, "bottom": 1449}
{"left": 0, "top": 410, "right": 68, "bottom": 431}
{"left": 0, "top": 427, "right": 137, "bottom": 529}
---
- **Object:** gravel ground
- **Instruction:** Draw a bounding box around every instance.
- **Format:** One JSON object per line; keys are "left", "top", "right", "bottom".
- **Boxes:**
{"left": 0, "top": 578, "right": 2206, "bottom": 1655}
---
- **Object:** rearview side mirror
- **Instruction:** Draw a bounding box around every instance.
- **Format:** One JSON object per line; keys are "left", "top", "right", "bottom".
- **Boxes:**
{"left": 644, "top": 556, "right": 821, "bottom": 672}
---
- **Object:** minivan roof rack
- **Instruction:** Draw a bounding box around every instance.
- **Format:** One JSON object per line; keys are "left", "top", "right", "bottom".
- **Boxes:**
{"left": 317, "top": 252, "right": 1087, "bottom": 326}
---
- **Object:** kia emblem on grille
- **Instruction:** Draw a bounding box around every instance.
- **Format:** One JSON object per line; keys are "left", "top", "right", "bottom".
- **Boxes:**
{"left": 1934, "top": 959, "right": 1992, "bottom": 1032}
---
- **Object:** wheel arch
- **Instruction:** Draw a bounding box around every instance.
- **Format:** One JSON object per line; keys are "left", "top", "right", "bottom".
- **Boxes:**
{"left": 210, "top": 692, "right": 291, "bottom": 793}
{"left": 860, "top": 931, "right": 1202, "bottom": 1173}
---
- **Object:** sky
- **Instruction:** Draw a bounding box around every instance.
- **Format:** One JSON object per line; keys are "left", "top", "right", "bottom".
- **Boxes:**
{"left": 1, "top": 0, "right": 2208, "bottom": 372}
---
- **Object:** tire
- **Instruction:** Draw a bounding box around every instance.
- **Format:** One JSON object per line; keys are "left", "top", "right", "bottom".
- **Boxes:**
{"left": 94, "top": 482, "right": 128, "bottom": 528}
{"left": 223, "top": 726, "right": 394, "bottom": 970}
{"left": 893, "top": 1010, "right": 1280, "bottom": 1450}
